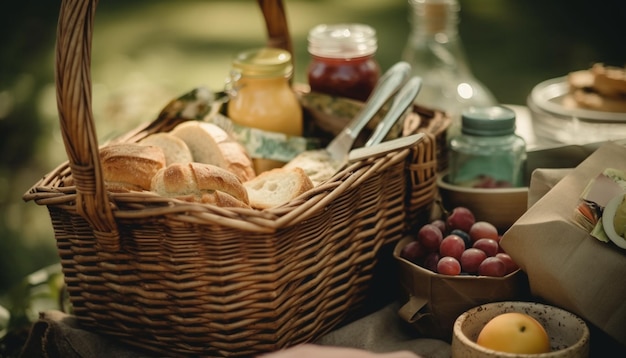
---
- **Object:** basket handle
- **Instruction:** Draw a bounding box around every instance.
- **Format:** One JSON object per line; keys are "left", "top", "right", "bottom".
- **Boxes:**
{"left": 55, "top": 0, "right": 291, "bottom": 252}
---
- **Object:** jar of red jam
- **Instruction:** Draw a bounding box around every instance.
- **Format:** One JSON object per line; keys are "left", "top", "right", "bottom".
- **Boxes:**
{"left": 307, "top": 23, "right": 381, "bottom": 102}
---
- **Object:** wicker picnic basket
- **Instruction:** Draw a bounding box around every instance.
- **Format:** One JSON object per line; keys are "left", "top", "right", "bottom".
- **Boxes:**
{"left": 24, "top": 0, "right": 449, "bottom": 356}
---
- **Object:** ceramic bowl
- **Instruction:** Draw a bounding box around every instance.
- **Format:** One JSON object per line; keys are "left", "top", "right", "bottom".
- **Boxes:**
{"left": 452, "top": 301, "right": 590, "bottom": 358}
{"left": 437, "top": 174, "right": 528, "bottom": 232}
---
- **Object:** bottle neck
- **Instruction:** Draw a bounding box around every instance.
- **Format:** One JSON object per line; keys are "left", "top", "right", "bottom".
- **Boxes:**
{"left": 406, "top": 0, "right": 468, "bottom": 72}
{"left": 409, "top": 0, "right": 460, "bottom": 38}
{"left": 403, "top": 0, "right": 497, "bottom": 131}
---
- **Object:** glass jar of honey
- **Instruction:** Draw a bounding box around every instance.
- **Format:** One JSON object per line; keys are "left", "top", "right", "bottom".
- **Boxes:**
{"left": 307, "top": 23, "right": 381, "bottom": 102}
{"left": 227, "top": 47, "right": 303, "bottom": 173}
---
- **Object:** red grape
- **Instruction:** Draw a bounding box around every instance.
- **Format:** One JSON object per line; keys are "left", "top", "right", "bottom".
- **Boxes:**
{"left": 400, "top": 240, "right": 426, "bottom": 263}
{"left": 431, "top": 219, "right": 447, "bottom": 235}
{"left": 446, "top": 207, "right": 475, "bottom": 233}
{"left": 423, "top": 252, "right": 440, "bottom": 272}
{"left": 496, "top": 253, "right": 519, "bottom": 275}
{"left": 439, "top": 235, "right": 466, "bottom": 260}
{"left": 473, "top": 238, "right": 499, "bottom": 257}
{"left": 478, "top": 257, "right": 506, "bottom": 277}
{"left": 460, "top": 248, "right": 487, "bottom": 274}
{"left": 417, "top": 224, "right": 443, "bottom": 252}
{"left": 468, "top": 221, "right": 499, "bottom": 243}
{"left": 437, "top": 256, "right": 462, "bottom": 275}
{"left": 413, "top": 214, "right": 514, "bottom": 277}
{"left": 450, "top": 229, "right": 472, "bottom": 248}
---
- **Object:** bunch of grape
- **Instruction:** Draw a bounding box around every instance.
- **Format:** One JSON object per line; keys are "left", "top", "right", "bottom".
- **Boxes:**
{"left": 401, "top": 206, "right": 519, "bottom": 276}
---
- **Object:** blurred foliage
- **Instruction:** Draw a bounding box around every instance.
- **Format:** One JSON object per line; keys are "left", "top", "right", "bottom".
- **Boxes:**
{"left": 0, "top": 1, "right": 61, "bottom": 295}
{"left": 0, "top": 264, "right": 65, "bottom": 358}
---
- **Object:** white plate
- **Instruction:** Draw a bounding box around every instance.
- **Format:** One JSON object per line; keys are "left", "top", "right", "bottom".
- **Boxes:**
{"left": 529, "top": 76, "right": 626, "bottom": 123}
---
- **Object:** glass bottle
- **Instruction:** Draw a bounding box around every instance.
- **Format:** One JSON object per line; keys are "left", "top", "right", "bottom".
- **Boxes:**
{"left": 402, "top": 0, "right": 497, "bottom": 134}
{"left": 307, "top": 23, "right": 381, "bottom": 102}
{"left": 449, "top": 106, "right": 526, "bottom": 188}
{"left": 227, "top": 47, "right": 303, "bottom": 173}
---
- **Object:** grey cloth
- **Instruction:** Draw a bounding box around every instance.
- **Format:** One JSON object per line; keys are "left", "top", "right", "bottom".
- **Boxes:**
{"left": 19, "top": 310, "right": 152, "bottom": 358}
{"left": 20, "top": 304, "right": 450, "bottom": 358}
{"left": 315, "top": 302, "right": 451, "bottom": 357}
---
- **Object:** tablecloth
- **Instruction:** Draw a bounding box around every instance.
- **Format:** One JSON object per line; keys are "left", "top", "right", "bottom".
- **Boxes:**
{"left": 20, "top": 302, "right": 451, "bottom": 358}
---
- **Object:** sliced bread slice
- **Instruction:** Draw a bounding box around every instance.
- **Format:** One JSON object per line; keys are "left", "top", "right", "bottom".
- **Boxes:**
{"left": 170, "top": 121, "right": 255, "bottom": 182}
{"left": 139, "top": 132, "right": 193, "bottom": 165}
{"left": 243, "top": 167, "right": 314, "bottom": 210}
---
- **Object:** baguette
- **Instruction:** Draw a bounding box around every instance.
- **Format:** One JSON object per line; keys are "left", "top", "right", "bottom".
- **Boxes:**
{"left": 243, "top": 167, "right": 313, "bottom": 210}
{"left": 99, "top": 143, "right": 166, "bottom": 192}
{"left": 138, "top": 132, "right": 193, "bottom": 165}
{"left": 151, "top": 162, "right": 250, "bottom": 208}
{"left": 170, "top": 121, "right": 256, "bottom": 182}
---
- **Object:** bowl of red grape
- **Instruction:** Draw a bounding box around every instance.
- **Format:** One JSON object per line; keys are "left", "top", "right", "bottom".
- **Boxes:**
{"left": 393, "top": 206, "right": 529, "bottom": 339}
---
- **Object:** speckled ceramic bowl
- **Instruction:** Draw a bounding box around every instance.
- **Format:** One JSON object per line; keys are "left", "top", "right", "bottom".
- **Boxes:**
{"left": 452, "top": 301, "right": 590, "bottom": 358}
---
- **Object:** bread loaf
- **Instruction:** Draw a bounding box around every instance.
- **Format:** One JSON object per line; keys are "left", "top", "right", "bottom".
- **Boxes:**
{"left": 99, "top": 143, "right": 166, "bottom": 192}
{"left": 243, "top": 167, "right": 313, "bottom": 210}
{"left": 138, "top": 132, "right": 193, "bottom": 165}
{"left": 151, "top": 162, "right": 250, "bottom": 208}
{"left": 170, "top": 121, "right": 256, "bottom": 182}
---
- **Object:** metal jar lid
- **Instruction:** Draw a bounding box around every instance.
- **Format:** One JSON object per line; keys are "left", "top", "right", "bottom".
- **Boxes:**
{"left": 307, "top": 23, "right": 378, "bottom": 59}
{"left": 461, "top": 106, "right": 516, "bottom": 136}
{"left": 231, "top": 47, "right": 293, "bottom": 78}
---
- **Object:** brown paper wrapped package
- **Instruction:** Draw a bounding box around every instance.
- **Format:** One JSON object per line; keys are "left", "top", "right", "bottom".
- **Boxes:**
{"left": 500, "top": 142, "right": 626, "bottom": 346}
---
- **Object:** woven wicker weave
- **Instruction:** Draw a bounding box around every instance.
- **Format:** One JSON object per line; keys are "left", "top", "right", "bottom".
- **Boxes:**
{"left": 24, "top": 0, "right": 449, "bottom": 356}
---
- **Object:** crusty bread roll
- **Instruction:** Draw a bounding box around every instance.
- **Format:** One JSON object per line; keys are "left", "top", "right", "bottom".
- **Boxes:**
{"left": 243, "top": 167, "right": 313, "bottom": 210}
{"left": 99, "top": 143, "right": 166, "bottom": 192}
{"left": 151, "top": 162, "right": 250, "bottom": 208}
{"left": 138, "top": 132, "right": 193, "bottom": 165}
{"left": 170, "top": 121, "right": 256, "bottom": 182}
